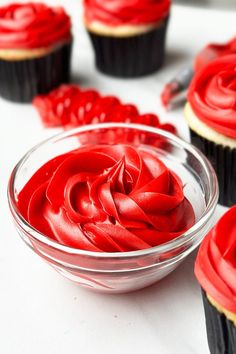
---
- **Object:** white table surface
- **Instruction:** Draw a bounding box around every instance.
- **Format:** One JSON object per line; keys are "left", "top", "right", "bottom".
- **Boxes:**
{"left": 0, "top": 1, "right": 233, "bottom": 353}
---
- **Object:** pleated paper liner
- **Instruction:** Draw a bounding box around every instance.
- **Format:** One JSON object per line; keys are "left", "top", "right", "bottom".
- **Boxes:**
{"left": 202, "top": 291, "right": 236, "bottom": 354}
{"left": 0, "top": 42, "right": 72, "bottom": 103}
{"left": 190, "top": 129, "right": 236, "bottom": 207}
{"left": 87, "top": 18, "right": 169, "bottom": 78}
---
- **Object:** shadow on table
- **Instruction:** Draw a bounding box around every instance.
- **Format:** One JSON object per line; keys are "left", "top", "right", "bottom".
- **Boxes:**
{"left": 71, "top": 247, "right": 199, "bottom": 301}
{"left": 164, "top": 48, "right": 191, "bottom": 70}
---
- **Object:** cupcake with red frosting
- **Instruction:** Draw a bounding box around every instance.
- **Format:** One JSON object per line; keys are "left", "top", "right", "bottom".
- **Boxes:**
{"left": 185, "top": 55, "right": 236, "bottom": 206}
{"left": 0, "top": 3, "right": 72, "bottom": 102}
{"left": 83, "top": 0, "right": 170, "bottom": 77}
{"left": 195, "top": 206, "right": 236, "bottom": 354}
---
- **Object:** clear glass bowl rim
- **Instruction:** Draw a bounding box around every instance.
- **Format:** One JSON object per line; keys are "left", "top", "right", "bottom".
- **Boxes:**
{"left": 8, "top": 123, "right": 219, "bottom": 259}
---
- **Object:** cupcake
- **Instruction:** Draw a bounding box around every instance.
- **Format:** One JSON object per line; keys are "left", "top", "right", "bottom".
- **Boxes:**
{"left": 83, "top": 0, "right": 171, "bottom": 77}
{"left": 195, "top": 206, "right": 236, "bottom": 354}
{"left": 0, "top": 3, "right": 72, "bottom": 102}
{"left": 185, "top": 55, "right": 236, "bottom": 207}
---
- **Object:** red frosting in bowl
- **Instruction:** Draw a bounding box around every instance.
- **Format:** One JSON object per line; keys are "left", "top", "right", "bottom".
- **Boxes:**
{"left": 188, "top": 55, "right": 236, "bottom": 139}
{"left": 194, "top": 37, "right": 236, "bottom": 72}
{"left": 17, "top": 144, "right": 194, "bottom": 252}
{"left": 83, "top": 0, "right": 170, "bottom": 26}
{"left": 0, "top": 3, "right": 71, "bottom": 49}
{"left": 195, "top": 206, "right": 236, "bottom": 313}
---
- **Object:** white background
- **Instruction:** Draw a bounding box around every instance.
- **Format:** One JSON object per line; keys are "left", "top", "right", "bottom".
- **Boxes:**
{"left": 0, "top": 1, "right": 233, "bottom": 353}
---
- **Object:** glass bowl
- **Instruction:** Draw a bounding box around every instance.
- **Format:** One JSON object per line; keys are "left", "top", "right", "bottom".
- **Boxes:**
{"left": 8, "top": 123, "right": 219, "bottom": 293}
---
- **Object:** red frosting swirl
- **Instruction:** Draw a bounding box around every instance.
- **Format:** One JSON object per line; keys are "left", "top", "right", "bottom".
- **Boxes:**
{"left": 195, "top": 206, "right": 236, "bottom": 313}
{"left": 84, "top": 0, "right": 170, "bottom": 26}
{"left": 0, "top": 3, "right": 71, "bottom": 49}
{"left": 194, "top": 37, "right": 236, "bottom": 72}
{"left": 18, "top": 144, "right": 194, "bottom": 252}
{"left": 188, "top": 55, "right": 236, "bottom": 139}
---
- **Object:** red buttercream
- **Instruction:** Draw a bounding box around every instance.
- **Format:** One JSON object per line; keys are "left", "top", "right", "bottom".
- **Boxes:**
{"left": 83, "top": 0, "right": 170, "bottom": 26}
{"left": 188, "top": 55, "right": 236, "bottom": 139}
{"left": 195, "top": 206, "right": 236, "bottom": 314}
{"left": 195, "top": 37, "right": 236, "bottom": 72}
{"left": 17, "top": 144, "right": 194, "bottom": 252}
{"left": 33, "top": 84, "right": 176, "bottom": 135}
{"left": 0, "top": 3, "right": 71, "bottom": 49}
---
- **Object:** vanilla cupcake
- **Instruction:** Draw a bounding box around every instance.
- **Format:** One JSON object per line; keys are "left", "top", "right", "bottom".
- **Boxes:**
{"left": 83, "top": 0, "right": 171, "bottom": 77}
{"left": 185, "top": 55, "right": 236, "bottom": 207}
{"left": 0, "top": 3, "right": 72, "bottom": 102}
{"left": 195, "top": 206, "right": 236, "bottom": 354}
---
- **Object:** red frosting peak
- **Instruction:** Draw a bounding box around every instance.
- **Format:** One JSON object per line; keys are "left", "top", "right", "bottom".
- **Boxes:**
{"left": 83, "top": 0, "right": 171, "bottom": 26}
{"left": 194, "top": 37, "right": 236, "bottom": 72}
{"left": 0, "top": 3, "right": 71, "bottom": 49}
{"left": 188, "top": 55, "right": 236, "bottom": 139}
{"left": 195, "top": 206, "right": 236, "bottom": 313}
{"left": 18, "top": 144, "right": 194, "bottom": 252}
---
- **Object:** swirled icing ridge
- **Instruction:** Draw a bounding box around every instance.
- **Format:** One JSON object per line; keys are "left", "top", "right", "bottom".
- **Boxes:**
{"left": 84, "top": 0, "right": 170, "bottom": 26}
{"left": 18, "top": 144, "right": 194, "bottom": 252}
{"left": 194, "top": 37, "right": 236, "bottom": 71}
{"left": 195, "top": 206, "right": 236, "bottom": 313}
{"left": 188, "top": 55, "right": 236, "bottom": 139}
{"left": 0, "top": 3, "right": 71, "bottom": 49}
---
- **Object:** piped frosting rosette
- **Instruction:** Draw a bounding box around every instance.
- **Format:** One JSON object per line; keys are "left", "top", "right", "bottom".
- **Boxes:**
{"left": 0, "top": 2, "right": 71, "bottom": 49}
{"left": 84, "top": 0, "right": 170, "bottom": 26}
{"left": 188, "top": 55, "right": 236, "bottom": 139}
{"left": 195, "top": 206, "right": 236, "bottom": 313}
{"left": 18, "top": 144, "right": 194, "bottom": 253}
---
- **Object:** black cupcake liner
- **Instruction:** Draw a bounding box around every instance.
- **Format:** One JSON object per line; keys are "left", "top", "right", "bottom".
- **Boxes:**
{"left": 87, "top": 18, "right": 169, "bottom": 78}
{"left": 0, "top": 42, "right": 72, "bottom": 103}
{"left": 190, "top": 129, "right": 236, "bottom": 207}
{"left": 202, "top": 291, "right": 236, "bottom": 354}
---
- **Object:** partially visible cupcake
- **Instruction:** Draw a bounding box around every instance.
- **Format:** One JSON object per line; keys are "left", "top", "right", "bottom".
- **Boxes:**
{"left": 195, "top": 206, "right": 236, "bottom": 354}
{"left": 0, "top": 3, "right": 72, "bottom": 102}
{"left": 185, "top": 55, "right": 236, "bottom": 207}
{"left": 161, "top": 37, "right": 236, "bottom": 109}
{"left": 83, "top": 0, "right": 170, "bottom": 77}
